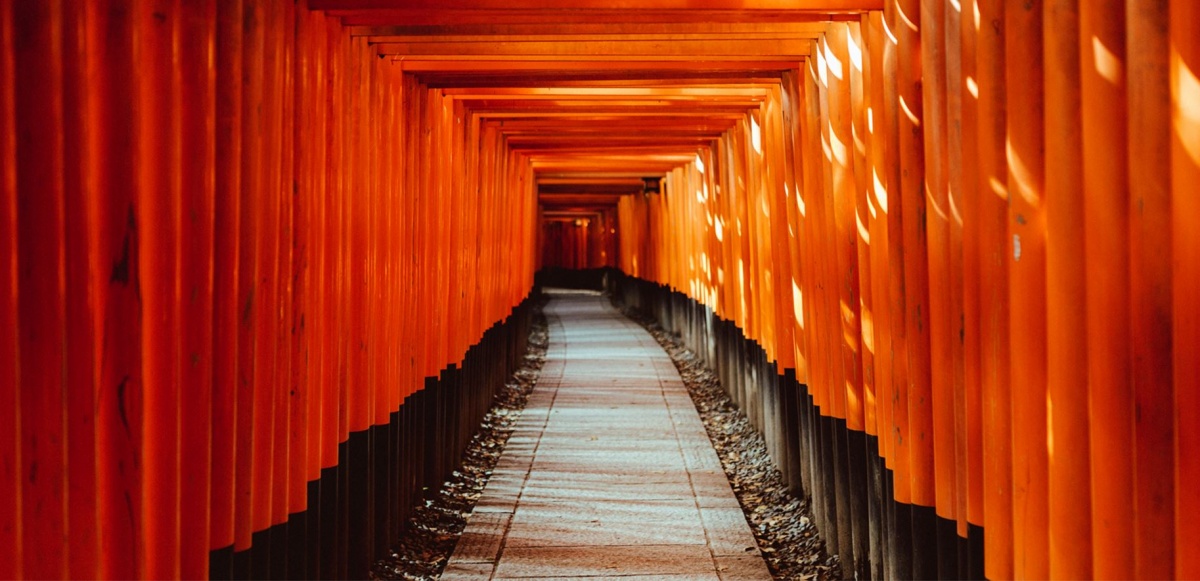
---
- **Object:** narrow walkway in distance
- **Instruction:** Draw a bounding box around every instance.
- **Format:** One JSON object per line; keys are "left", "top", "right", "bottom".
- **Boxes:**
{"left": 443, "top": 290, "right": 772, "bottom": 580}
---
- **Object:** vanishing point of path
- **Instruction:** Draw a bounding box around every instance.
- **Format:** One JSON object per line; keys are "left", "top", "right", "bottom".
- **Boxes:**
{"left": 442, "top": 290, "right": 772, "bottom": 580}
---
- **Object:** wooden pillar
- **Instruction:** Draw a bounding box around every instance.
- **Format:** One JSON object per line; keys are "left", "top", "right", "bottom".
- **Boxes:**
{"left": 1126, "top": 0, "right": 1174, "bottom": 578}
{"left": 0, "top": 2, "right": 20, "bottom": 575}
{"left": 957, "top": 0, "right": 986, "bottom": 543}
{"left": 13, "top": 1, "right": 68, "bottom": 578}
{"left": 178, "top": 1, "right": 217, "bottom": 577}
{"left": 1080, "top": 2, "right": 1133, "bottom": 578}
{"left": 942, "top": 0, "right": 969, "bottom": 545}
{"left": 210, "top": 0, "right": 243, "bottom": 559}
{"left": 1171, "top": 1, "right": 1200, "bottom": 577}
{"left": 975, "top": 1, "right": 1013, "bottom": 577}
{"left": 234, "top": 0, "right": 264, "bottom": 553}
{"left": 60, "top": 1, "right": 99, "bottom": 577}
{"left": 1006, "top": 0, "right": 1049, "bottom": 577}
{"left": 1042, "top": 1, "right": 1092, "bottom": 578}
{"left": 920, "top": 0, "right": 957, "bottom": 534}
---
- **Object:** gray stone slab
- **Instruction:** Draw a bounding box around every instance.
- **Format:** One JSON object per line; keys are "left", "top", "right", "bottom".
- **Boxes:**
{"left": 492, "top": 544, "right": 718, "bottom": 578}
{"left": 714, "top": 555, "right": 774, "bottom": 580}
{"left": 441, "top": 562, "right": 495, "bottom": 580}
{"left": 449, "top": 512, "right": 512, "bottom": 564}
{"left": 700, "top": 507, "right": 761, "bottom": 557}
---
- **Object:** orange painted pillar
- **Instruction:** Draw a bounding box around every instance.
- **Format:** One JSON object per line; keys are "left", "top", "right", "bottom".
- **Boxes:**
{"left": 178, "top": 1, "right": 216, "bottom": 576}
{"left": 254, "top": 0, "right": 284, "bottom": 538}
{"left": 877, "top": 4, "right": 903, "bottom": 476}
{"left": 1171, "top": 1, "right": 1200, "bottom": 577}
{"left": 896, "top": 0, "right": 935, "bottom": 513}
{"left": 1080, "top": 3, "right": 1134, "bottom": 579}
{"left": 825, "top": 24, "right": 865, "bottom": 434}
{"left": 13, "top": 1, "right": 69, "bottom": 578}
{"left": 1127, "top": 1, "right": 1175, "bottom": 578}
{"left": 817, "top": 36, "right": 846, "bottom": 424}
{"left": 942, "top": 0, "right": 969, "bottom": 536}
{"left": 88, "top": 1, "right": 145, "bottom": 576}
{"left": 1006, "top": 0, "right": 1049, "bottom": 577}
{"left": 0, "top": 2, "right": 19, "bottom": 576}
{"left": 270, "top": 0, "right": 295, "bottom": 528}
{"left": 974, "top": 0, "right": 1013, "bottom": 577}
{"left": 235, "top": 0, "right": 265, "bottom": 552}
{"left": 326, "top": 17, "right": 346, "bottom": 467}
{"left": 137, "top": 0, "right": 186, "bottom": 572}
{"left": 957, "top": 0, "right": 985, "bottom": 532}
{"left": 324, "top": 13, "right": 345, "bottom": 470}
{"left": 920, "top": 0, "right": 956, "bottom": 525}
{"left": 865, "top": 10, "right": 895, "bottom": 469}
{"left": 1042, "top": 1, "right": 1092, "bottom": 578}
{"left": 292, "top": 1, "right": 316, "bottom": 514}
{"left": 849, "top": 21, "right": 876, "bottom": 439}
{"left": 210, "top": 0, "right": 243, "bottom": 556}
{"left": 61, "top": 1, "right": 100, "bottom": 576}
{"left": 882, "top": 1, "right": 911, "bottom": 504}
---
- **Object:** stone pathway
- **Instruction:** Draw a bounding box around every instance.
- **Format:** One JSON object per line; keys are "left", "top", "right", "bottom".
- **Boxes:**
{"left": 442, "top": 290, "right": 772, "bottom": 580}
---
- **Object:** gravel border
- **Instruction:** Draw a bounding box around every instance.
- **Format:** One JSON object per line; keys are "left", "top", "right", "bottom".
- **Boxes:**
{"left": 620, "top": 305, "right": 842, "bottom": 581}
{"left": 371, "top": 297, "right": 550, "bottom": 581}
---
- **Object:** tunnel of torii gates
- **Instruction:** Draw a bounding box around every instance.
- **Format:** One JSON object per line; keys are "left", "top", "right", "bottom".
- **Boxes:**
{"left": 1, "top": 0, "right": 1199, "bottom": 579}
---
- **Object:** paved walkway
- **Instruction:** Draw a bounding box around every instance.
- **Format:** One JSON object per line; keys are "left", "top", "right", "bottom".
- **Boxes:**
{"left": 443, "top": 290, "right": 772, "bottom": 580}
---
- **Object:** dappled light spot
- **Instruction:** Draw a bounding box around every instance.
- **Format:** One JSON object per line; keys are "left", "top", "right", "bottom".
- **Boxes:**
{"left": 873, "top": 169, "right": 889, "bottom": 214}
{"left": 895, "top": 0, "right": 919, "bottom": 33}
{"left": 849, "top": 33, "right": 864, "bottom": 73}
{"left": 1092, "top": 35, "right": 1123, "bottom": 85}
{"left": 1174, "top": 45, "right": 1200, "bottom": 166}
{"left": 1006, "top": 138, "right": 1041, "bottom": 206}
{"left": 857, "top": 210, "right": 871, "bottom": 245}
{"left": 751, "top": 116, "right": 763, "bottom": 155}
{"left": 825, "top": 39, "right": 844, "bottom": 82}
{"left": 900, "top": 95, "right": 921, "bottom": 127}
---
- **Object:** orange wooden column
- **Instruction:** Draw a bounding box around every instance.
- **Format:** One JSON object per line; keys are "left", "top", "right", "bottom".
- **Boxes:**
{"left": 974, "top": 0, "right": 1013, "bottom": 577}
{"left": 850, "top": 20, "right": 878, "bottom": 441}
{"left": 137, "top": 1, "right": 186, "bottom": 572}
{"left": 878, "top": 4, "right": 905, "bottom": 479}
{"left": 1127, "top": 1, "right": 1174, "bottom": 578}
{"left": 825, "top": 23, "right": 865, "bottom": 435}
{"left": 1171, "top": 1, "right": 1200, "bottom": 577}
{"left": 13, "top": 1, "right": 69, "bottom": 578}
{"left": 323, "top": 13, "right": 346, "bottom": 472}
{"left": 942, "top": 0, "right": 969, "bottom": 537}
{"left": 258, "top": 0, "right": 285, "bottom": 539}
{"left": 865, "top": 9, "right": 896, "bottom": 472}
{"left": 87, "top": 1, "right": 145, "bottom": 576}
{"left": 1080, "top": 3, "right": 1133, "bottom": 579}
{"left": 272, "top": 0, "right": 297, "bottom": 530}
{"left": 210, "top": 0, "right": 243, "bottom": 557}
{"left": 1006, "top": 1, "right": 1049, "bottom": 577}
{"left": 782, "top": 69, "right": 811, "bottom": 384}
{"left": 1042, "top": 1, "right": 1091, "bottom": 578}
{"left": 0, "top": 2, "right": 19, "bottom": 575}
{"left": 234, "top": 0, "right": 265, "bottom": 552}
{"left": 178, "top": 1, "right": 217, "bottom": 577}
{"left": 60, "top": 1, "right": 99, "bottom": 576}
{"left": 896, "top": 0, "right": 935, "bottom": 513}
{"left": 955, "top": 0, "right": 985, "bottom": 535}
{"left": 882, "top": 1, "right": 911, "bottom": 506}
{"left": 920, "top": 0, "right": 956, "bottom": 525}
{"left": 293, "top": 0, "right": 317, "bottom": 517}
